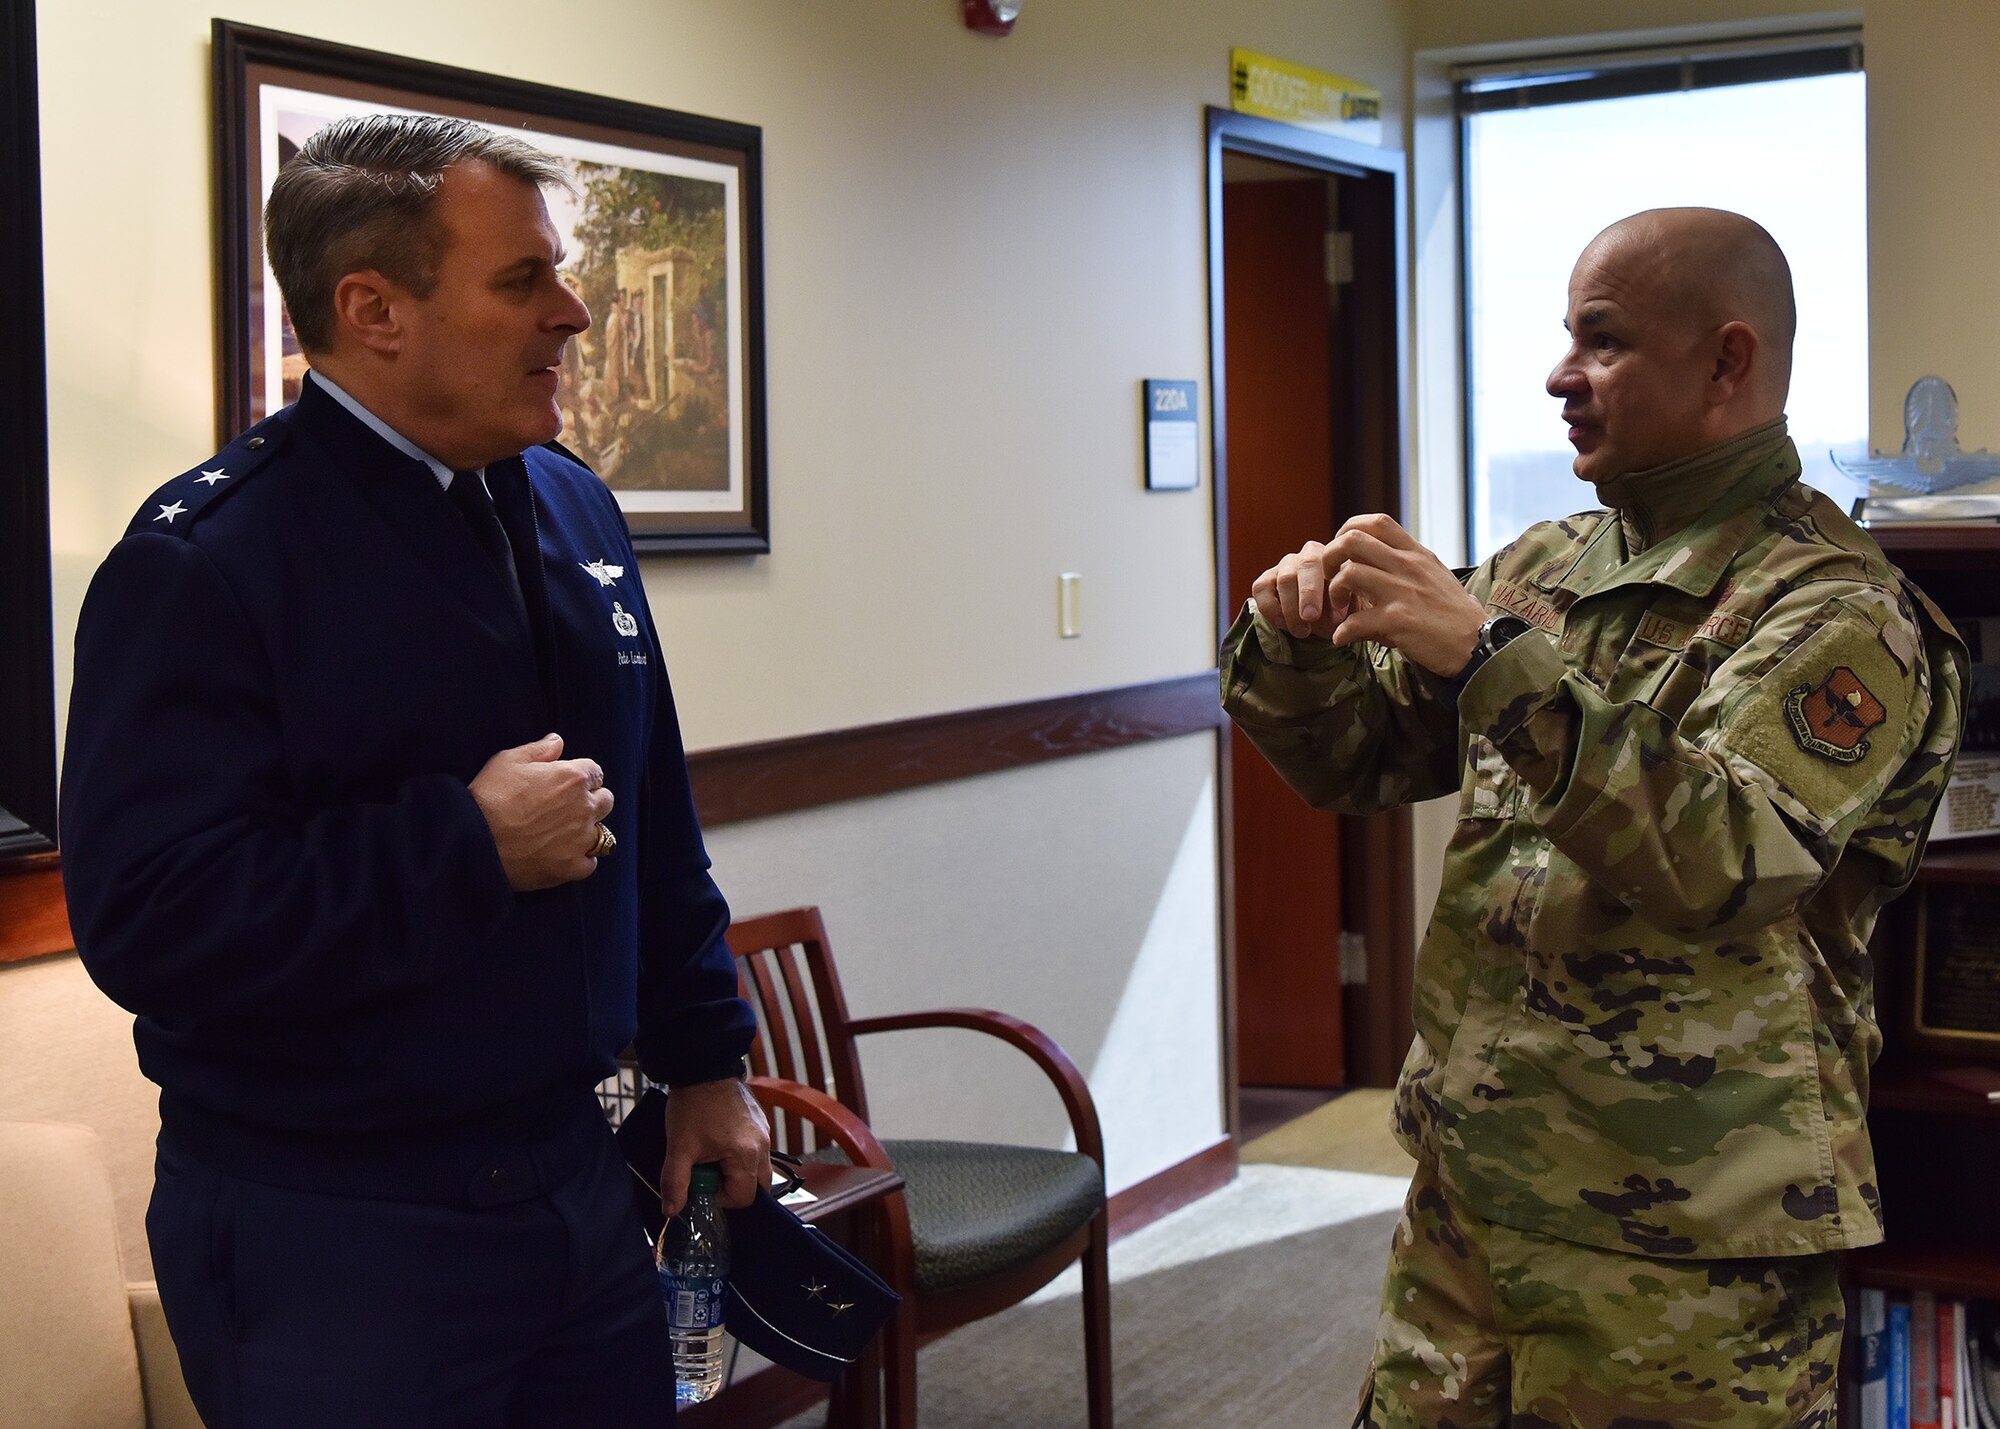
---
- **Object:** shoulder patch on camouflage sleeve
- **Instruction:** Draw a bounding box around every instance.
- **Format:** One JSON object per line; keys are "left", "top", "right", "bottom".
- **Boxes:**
{"left": 1784, "top": 666, "right": 1887, "bottom": 763}
{"left": 1722, "top": 601, "right": 1916, "bottom": 834}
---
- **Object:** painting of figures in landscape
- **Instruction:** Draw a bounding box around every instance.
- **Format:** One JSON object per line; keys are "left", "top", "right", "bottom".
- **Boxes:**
{"left": 557, "top": 162, "right": 731, "bottom": 498}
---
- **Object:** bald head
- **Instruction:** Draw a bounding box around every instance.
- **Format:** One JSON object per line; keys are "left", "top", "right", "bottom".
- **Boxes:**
{"left": 1587, "top": 207, "right": 1795, "bottom": 397}
{"left": 1548, "top": 207, "right": 1796, "bottom": 483}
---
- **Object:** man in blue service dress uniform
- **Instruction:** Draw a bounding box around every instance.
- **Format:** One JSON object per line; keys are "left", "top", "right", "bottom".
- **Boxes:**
{"left": 60, "top": 115, "right": 768, "bottom": 1429}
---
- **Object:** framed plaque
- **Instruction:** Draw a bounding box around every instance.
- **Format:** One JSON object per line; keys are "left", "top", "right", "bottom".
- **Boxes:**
{"left": 1910, "top": 884, "right": 2000, "bottom": 1059}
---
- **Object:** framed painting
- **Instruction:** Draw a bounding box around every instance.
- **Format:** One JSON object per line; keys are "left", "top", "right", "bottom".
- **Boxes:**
{"left": 213, "top": 20, "right": 769, "bottom": 553}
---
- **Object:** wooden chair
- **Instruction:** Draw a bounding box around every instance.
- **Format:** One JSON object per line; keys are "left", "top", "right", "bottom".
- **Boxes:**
{"left": 730, "top": 905, "right": 1112, "bottom": 1429}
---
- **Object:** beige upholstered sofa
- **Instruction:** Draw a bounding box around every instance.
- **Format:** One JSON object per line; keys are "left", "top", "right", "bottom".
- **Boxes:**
{"left": 0, "top": 1120, "right": 203, "bottom": 1429}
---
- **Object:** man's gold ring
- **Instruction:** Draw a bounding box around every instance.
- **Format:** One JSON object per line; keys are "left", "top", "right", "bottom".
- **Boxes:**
{"left": 590, "top": 823, "right": 617, "bottom": 859}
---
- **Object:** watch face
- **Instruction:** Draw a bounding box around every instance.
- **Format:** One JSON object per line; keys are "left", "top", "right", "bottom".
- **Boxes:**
{"left": 1482, "top": 614, "right": 1533, "bottom": 654}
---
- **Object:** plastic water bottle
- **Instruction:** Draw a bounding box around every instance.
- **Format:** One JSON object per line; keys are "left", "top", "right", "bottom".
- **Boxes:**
{"left": 662, "top": 1161, "right": 729, "bottom": 1404}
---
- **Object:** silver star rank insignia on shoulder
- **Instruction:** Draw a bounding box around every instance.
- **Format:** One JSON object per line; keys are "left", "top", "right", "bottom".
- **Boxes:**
{"left": 580, "top": 559, "right": 624, "bottom": 587}
{"left": 1785, "top": 665, "right": 1887, "bottom": 763}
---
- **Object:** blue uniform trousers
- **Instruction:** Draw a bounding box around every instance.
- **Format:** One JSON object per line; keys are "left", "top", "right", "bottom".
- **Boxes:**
{"left": 146, "top": 1114, "right": 677, "bottom": 1429}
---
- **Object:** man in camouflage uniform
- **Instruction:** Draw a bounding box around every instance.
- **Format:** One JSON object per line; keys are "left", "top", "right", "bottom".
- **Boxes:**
{"left": 1221, "top": 209, "right": 1965, "bottom": 1427}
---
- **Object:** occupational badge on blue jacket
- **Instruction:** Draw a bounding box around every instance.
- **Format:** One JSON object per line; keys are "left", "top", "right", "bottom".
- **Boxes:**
{"left": 1785, "top": 666, "right": 1886, "bottom": 762}
{"left": 610, "top": 601, "right": 640, "bottom": 638}
{"left": 580, "top": 559, "right": 623, "bottom": 587}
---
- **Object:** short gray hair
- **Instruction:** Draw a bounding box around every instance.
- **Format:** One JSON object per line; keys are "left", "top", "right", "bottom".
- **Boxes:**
{"left": 265, "top": 113, "right": 572, "bottom": 353}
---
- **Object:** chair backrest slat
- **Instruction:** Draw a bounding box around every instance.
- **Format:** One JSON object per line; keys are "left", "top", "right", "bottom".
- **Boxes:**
{"left": 775, "top": 945, "right": 829, "bottom": 1096}
{"left": 726, "top": 906, "right": 869, "bottom": 1132}
{"left": 742, "top": 952, "right": 803, "bottom": 1151}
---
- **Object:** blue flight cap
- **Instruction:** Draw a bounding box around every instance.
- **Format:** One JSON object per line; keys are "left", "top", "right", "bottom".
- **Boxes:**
{"left": 723, "top": 1186, "right": 901, "bottom": 1382}
{"left": 613, "top": 1088, "right": 900, "bottom": 1382}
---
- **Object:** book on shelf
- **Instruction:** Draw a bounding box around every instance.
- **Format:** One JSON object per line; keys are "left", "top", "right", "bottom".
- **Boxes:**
{"left": 1961, "top": 1304, "right": 1978, "bottom": 1429}
{"left": 1920, "top": 1290, "right": 1944, "bottom": 1429}
{"left": 1943, "top": 1298, "right": 1959, "bottom": 1429}
{"left": 1969, "top": 1301, "right": 2000, "bottom": 1429}
{"left": 1897, "top": 1299, "right": 1915, "bottom": 1429}
{"left": 1864, "top": 1288, "right": 1891, "bottom": 1429}
{"left": 1874, "top": 1296, "right": 2000, "bottom": 1429}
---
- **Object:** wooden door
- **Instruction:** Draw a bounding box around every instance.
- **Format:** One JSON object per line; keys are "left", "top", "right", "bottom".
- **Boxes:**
{"left": 1222, "top": 174, "right": 1344, "bottom": 1088}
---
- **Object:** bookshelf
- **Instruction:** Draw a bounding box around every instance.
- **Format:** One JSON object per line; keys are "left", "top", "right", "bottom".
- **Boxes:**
{"left": 1843, "top": 524, "right": 2000, "bottom": 1427}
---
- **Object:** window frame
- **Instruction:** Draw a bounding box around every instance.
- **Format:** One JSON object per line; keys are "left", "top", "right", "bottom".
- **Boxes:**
{"left": 1454, "top": 30, "right": 1864, "bottom": 562}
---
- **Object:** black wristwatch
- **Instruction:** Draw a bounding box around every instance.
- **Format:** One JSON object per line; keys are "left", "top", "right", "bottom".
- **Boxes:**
{"left": 1445, "top": 614, "right": 1533, "bottom": 703}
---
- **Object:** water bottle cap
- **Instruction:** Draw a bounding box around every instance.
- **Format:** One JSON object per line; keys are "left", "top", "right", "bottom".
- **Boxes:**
{"left": 689, "top": 1162, "right": 723, "bottom": 1195}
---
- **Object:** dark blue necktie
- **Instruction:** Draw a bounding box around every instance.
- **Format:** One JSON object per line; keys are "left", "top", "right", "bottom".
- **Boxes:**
{"left": 447, "top": 469, "right": 527, "bottom": 624}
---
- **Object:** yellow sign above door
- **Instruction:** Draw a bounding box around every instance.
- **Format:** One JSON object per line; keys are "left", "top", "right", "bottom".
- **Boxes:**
{"left": 1229, "top": 49, "right": 1382, "bottom": 144}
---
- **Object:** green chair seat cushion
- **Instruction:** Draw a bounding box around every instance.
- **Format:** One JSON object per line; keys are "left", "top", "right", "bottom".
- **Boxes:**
{"left": 810, "top": 1139, "right": 1105, "bottom": 1295}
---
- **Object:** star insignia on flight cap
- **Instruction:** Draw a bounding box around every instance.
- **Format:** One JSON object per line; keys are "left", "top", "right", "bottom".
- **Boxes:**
{"left": 194, "top": 468, "right": 230, "bottom": 486}
{"left": 580, "top": 559, "right": 624, "bottom": 587}
{"left": 154, "top": 500, "right": 187, "bottom": 524}
{"left": 827, "top": 1300, "right": 854, "bottom": 1317}
{"left": 802, "top": 1279, "right": 827, "bottom": 1301}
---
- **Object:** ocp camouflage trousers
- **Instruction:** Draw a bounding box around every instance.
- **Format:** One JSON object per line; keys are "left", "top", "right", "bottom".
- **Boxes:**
{"left": 1356, "top": 1157, "right": 1842, "bottom": 1429}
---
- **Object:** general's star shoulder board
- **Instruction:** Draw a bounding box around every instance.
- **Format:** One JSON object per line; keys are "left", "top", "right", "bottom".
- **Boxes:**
{"left": 127, "top": 415, "right": 291, "bottom": 540}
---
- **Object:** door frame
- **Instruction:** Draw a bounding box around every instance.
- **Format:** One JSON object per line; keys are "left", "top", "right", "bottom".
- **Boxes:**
{"left": 1205, "top": 107, "right": 1417, "bottom": 1136}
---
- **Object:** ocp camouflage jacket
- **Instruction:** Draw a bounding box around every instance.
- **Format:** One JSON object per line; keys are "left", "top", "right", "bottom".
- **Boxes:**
{"left": 1221, "top": 423, "right": 1966, "bottom": 1258}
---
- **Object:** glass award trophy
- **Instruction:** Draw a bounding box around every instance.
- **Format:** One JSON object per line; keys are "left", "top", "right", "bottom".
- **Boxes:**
{"left": 1838, "top": 376, "right": 2000, "bottom": 524}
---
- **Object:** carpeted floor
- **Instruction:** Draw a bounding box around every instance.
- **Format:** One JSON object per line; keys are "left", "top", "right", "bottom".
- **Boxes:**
{"left": 1241, "top": 1087, "right": 1416, "bottom": 1179}
{"left": 778, "top": 1090, "right": 1413, "bottom": 1427}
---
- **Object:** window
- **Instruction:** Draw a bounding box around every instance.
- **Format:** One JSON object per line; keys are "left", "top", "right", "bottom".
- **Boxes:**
{"left": 1460, "top": 36, "right": 1867, "bottom": 561}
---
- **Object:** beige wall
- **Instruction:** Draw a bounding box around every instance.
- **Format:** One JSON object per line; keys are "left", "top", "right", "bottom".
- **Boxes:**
{"left": 1862, "top": 0, "right": 2000, "bottom": 453}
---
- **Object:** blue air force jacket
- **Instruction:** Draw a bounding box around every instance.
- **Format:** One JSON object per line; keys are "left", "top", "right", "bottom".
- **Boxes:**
{"left": 61, "top": 376, "right": 754, "bottom": 1195}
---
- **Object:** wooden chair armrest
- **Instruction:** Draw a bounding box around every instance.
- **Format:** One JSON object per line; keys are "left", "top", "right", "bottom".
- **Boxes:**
{"left": 843, "top": 1009, "right": 1106, "bottom": 1167}
{"left": 746, "top": 1075, "right": 897, "bottom": 1171}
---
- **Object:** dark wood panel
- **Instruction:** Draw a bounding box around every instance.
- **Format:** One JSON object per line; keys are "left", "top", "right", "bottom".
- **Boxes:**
{"left": 0, "top": 852, "right": 70, "bottom": 965}
{"left": 1221, "top": 174, "right": 1343, "bottom": 1089}
{"left": 1915, "top": 840, "right": 2000, "bottom": 884}
{"left": 1849, "top": 1243, "right": 2000, "bottom": 1299}
{"left": 1872, "top": 524, "right": 2000, "bottom": 561}
{"left": 687, "top": 673, "right": 1223, "bottom": 828}
{"left": 1106, "top": 1135, "right": 1237, "bottom": 1240}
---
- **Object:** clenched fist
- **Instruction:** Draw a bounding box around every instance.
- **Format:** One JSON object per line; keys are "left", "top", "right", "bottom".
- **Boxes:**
{"left": 468, "top": 733, "right": 615, "bottom": 891}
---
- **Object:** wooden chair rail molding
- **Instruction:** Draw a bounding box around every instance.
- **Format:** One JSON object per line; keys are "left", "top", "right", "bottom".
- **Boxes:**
{"left": 0, "top": 671, "right": 1223, "bottom": 966}
{"left": 685, "top": 670, "right": 1222, "bottom": 826}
